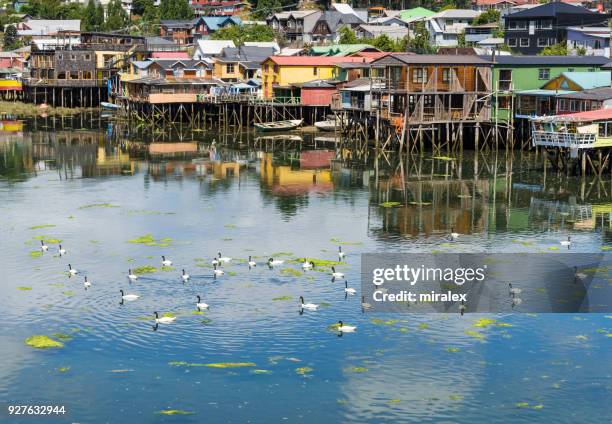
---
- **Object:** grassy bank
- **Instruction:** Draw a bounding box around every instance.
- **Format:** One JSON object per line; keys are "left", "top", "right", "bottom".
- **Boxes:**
{"left": 0, "top": 101, "right": 97, "bottom": 117}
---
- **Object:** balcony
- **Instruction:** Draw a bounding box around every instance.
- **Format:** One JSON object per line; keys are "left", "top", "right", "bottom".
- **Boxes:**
{"left": 532, "top": 131, "right": 596, "bottom": 149}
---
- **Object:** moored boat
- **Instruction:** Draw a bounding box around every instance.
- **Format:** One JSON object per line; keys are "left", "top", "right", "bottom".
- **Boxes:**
{"left": 314, "top": 119, "right": 340, "bottom": 131}
{"left": 101, "top": 102, "right": 120, "bottom": 110}
{"left": 254, "top": 119, "right": 303, "bottom": 132}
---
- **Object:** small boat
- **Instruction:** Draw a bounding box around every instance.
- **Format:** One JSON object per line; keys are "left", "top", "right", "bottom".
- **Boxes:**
{"left": 254, "top": 119, "right": 303, "bottom": 132}
{"left": 314, "top": 119, "right": 340, "bottom": 131}
{"left": 101, "top": 102, "right": 120, "bottom": 111}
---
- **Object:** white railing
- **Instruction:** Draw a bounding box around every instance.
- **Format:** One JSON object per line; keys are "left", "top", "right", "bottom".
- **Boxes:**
{"left": 532, "top": 130, "right": 596, "bottom": 149}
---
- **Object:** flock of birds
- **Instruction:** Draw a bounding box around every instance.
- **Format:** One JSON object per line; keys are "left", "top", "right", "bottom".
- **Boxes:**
{"left": 36, "top": 230, "right": 578, "bottom": 325}
{"left": 37, "top": 241, "right": 361, "bottom": 334}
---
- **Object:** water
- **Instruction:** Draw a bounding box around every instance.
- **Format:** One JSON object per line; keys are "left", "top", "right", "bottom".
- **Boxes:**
{"left": 1, "top": 115, "right": 611, "bottom": 423}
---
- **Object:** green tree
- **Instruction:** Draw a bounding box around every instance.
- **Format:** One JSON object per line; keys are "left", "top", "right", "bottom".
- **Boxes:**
{"left": 105, "top": 0, "right": 129, "bottom": 31}
{"left": 160, "top": 0, "right": 193, "bottom": 20}
{"left": 408, "top": 21, "right": 435, "bottom": 54}
{"left": 95, "top": 3, "right": 105, "bottom": 30}
{"left": 253, "top": 0, "right": 282, "bottom": 20}
{"left": 457, "top": 30, "right": 466, "bottom": 47}
{"left": 211, "top": 24, "right": 274, "bottom": 45}
{"left": 3, "top": 24, "right": 20, "bottom": 50}
{"left": 338, "top": 26, "right": 358, "bottom": 44}
{"left": 539, "top": 41, "right": 567, "bottom": 56}
{"left": 371, "top": 34, "right": 395, "bottom": 52}
{"left": 84, "top": 0, "right": 97, "bottom": 31}
{"left": 141, "top": 0, "right": 160, "bottom": 35}
{"left": 472, "top": 9, "right": 500, "bottom": 26}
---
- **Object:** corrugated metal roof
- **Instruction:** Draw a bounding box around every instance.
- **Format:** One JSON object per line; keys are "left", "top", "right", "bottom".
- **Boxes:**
{"left": 264, "top": 56, "right": 372, "bottom": 66}
{"left": 558, "top": 87, "right": 612, "bottom": 101}
{"left": 506, "top": 1, "right": 603, "bottom": 18}
{"left": 560, "top": 71, "right": 611, "bottom": 90}
{"left": 553, "top": 108, "right": 612, "bottom": 122}
{"left": 372, "top": 53, "right": 491, "bottom": 66}
{"left": 481, "top": 55, "right": 609, "bottom": 66}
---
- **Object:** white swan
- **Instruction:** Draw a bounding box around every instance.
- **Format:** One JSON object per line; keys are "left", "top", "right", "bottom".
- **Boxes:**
{"left": 302, "top": 259, "right": 314, "bottom": 269}
{"left": 67, "top": 264, "right": 77, "bottom": 275}
{"left": 40, "top": 240, "right": 48, "bottom": 251}
{"left": 337, "top": 320, "right": 356, "bottom": 332}
{"left": 154, "top": 311, "right": 176, "bottom": 324}
{"left": 217, "top": 252, "right": 232, "bottom": 263}
{"left": 213, "top": 264, "right": 224, "bottom": 276}
{"left": 560, "top": 236, "right": 571, "bottom": 247}
{"left": 127, "top": 269, "right": 138, "bottom": 281}
{"left": 300, "top": 296, "right": 318, "bottom": 311}
{"left": 211, "top": 257, "right": 219, "bottom": 266}
{"left": 248, "top": 256, "right": 256, "bottom": 267}
{"left": 344, "top": 280, "right": 356, "bottom": 295}
{"left": 450, "top": 227, "right": 460, "bottom": 240}
{"left": 338, "top": 246, "right": 345, "bottom": 259}
{"left": 331, "top": 266, "right": 344, "bottom": 279}
{"left": 268, "top": 258, "right": 284, "bottom": 266}
{"left": 161, "top": 256, "right": 172, "bottom": 266}
{"left": 196, "top": 295, "right": 209, "bottom": 310}
{"left": 83, "top": 276, "right": 91, "bottom": 289}
{"left": 181, "top": 269, "right": 190, "bottom": 282}
{"left": 120, "top": 289, "right": 139, "bottom": 301}
{"left": 58, "top": 244, "right": 66, "bottom": 255}
{"left": 508, "top": 283, "right": 522, "bottom": 296}
{"left": 361, "top": 296, "right": 372, "bottom": 310}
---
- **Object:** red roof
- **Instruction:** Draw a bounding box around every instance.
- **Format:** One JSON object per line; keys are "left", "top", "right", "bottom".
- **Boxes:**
{"left": 264, "top": 56, "right": 374, "bottom": 66}
{"left": 556, "top": 108, "right": 612, "bottom": 122}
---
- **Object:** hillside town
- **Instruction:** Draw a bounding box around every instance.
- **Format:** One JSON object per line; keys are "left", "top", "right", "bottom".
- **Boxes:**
{"left": 1, "top": 0, "right": 612, "bottom": 163}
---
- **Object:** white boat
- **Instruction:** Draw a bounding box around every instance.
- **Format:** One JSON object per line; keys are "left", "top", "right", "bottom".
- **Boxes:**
{"left": 254, "top": 119, "right": 303, "bottom": 132}
{"left": 314, "top": 119, "right": 340, "bottom": 131}
{"left": 101, "top": 102, "right": 120, "bottom": 110}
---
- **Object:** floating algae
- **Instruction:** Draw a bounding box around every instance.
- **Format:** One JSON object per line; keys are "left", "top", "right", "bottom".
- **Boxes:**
{"left": 205, "top": 362, "right": 256, "bottom": 368}
{"left": 293, "top": 257, "right": 343, "bottom": 267}
{"left": 345, "top": 366, "right": 368, "bottom": 373}
{"left": 295, "top": 367, "right": 313, "bottom": 375}
{"left": 465, "top": 330, "right": 486, "bottom": 340}
{"left": 280, "top": 268, "right": 302, "bottom": 277}
{"left": 250, "top": 369, "right": 272, "bottom": 374}
{"left": 516, "top": 402, "right": 543, "bottom": 410}
{"left": 330, "top": 237, "right": 363, "bottom": 246}
{"left": 433, "top": 156, "right": 455, "bottom": 161}
{"left": 29, "top": 224, "right": 56, "bottom": 230}
{"left": 160, "top": 266, "right": 175, "bottom": 272}
{"left": 473, "top": 318, "right": 496, "bottom": 328}
{"left": 418, "top": 323, "right": 429, "bottom": 330}
{"left": 25, "top": 335, "right": 63, "bottom": 349}
{"left": 156, "top": 410, "right": 194, "bottom": 415}
{"left": 387, "top": 399, "right": 401, "bottom": 404}
{"left": 270, "top": 251, "right": 293, "bottom": 257}
{"left": 52, "top": 333, "right": 73, "bottom": 341}
{"left": 379, "top": 201, "right": 402, "bottom": 208}
{"left": 17, "top": 287, "right": 32, "bottom": 291}
{"left": 132, "top": 265, "right": 157, "bottom": 274}
{"left": 58, "top": 367, "right": 70, "bottom": 372}
{"left": 371, "top": 318, "right": 399, "bottom": 326}
{"left": 128, "top": 234, "right": 173, "bottom": 247}
{"left": 446, "top": 347, "right": 460, "bottom": 353}
{"left": 62, "top": 291, "right": 75, "bottom": 297}
{"left": 448, "top": 394, "right": 464, "bottom": 401}
{"left": 79, "top": 203, "right": 119, "bottom": 209}
{"left": 29, "top": 251, "right": 42, "bottom": 258}
{"left": 272, "top": 296, "right": 293, "bottom": 301}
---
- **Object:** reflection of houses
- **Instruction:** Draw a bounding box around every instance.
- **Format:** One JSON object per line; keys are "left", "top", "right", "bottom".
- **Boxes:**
{"left": 260, "top": 152, "right": 333, "bottom": 195}
{"left": 529, "top": 197, "right": 593, "bottom": 230}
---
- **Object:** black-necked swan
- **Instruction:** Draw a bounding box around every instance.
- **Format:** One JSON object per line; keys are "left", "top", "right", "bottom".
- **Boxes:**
{"left": 338, "top": 246, "right": 346, "bottom": 259}
{"left": 40, "top": 240, "right": 48, "bottom": 251}
{"left": 196, "top": 295, "right": 209, "bottom": 310}
{"left": 161, "top": 256, "right": 172, "bottom": 266}
{"left": 154, "top": 311, "right": 176, "bottom": 324}
{"left": 459, "top": 300, "right": 466, "bottom": 316}
{"left": 127, "top": 269, "right": 138, "bottom": 281}
{"left": 248, "top": 256, "right": 256, "bottom": 267}
{"left": 450, "top": 227, "right": 459, "bottom": 240}
{"left": 508, "top": 283, "right": 522, "bottom": 297}
{"left": 560, "top": 236, "right": 571, "bottom": 247}
{"left": 268, "top": 258, "right": 284, "bottom": 266}
{"left": 181, "top": 269, "right": 190, "bottom": 282}
{"left": 218, "top": 252, "right": 232, "bottom": 263}
{"left": 120, "top": 289, "right": 139, "bottom": 301}
{"left": 302, "top": 259, "right": 314, "bottom": 269}
{"left": 361, "top": 296, "right": 372, "bottom": 310}
{"left": 213, "top": 264, "right": 224, "bottom": 276}
{"left": 83, "top": 276, "right": 91, "bottom": 289}
{"left": 58, "top": 244, "right": 66, "bottom": 255}
{"left": 344, "top": 280, "right": 356, "bottom": 295}
{"left": 299, "top": 296, "right": 318, "bottom": 311}
{"left": 67, "top": 264, "right": 77, "bottom": 275}
{"left": 331, "top": 266, "right": 344, "bottom": 279}
{"left": 337, "top": 320, "right": 356, "bottom": 332}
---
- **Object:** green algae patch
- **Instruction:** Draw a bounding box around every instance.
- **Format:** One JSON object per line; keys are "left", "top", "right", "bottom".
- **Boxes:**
{"left": 79, "top": 203, "right": 119, "bottom": 209}
{"left": 448, "top": 394, "right": 464, "bottom": 401}
{"left": 156, "top": 410, "right": 194, "bottom": 415}
{"left": 345, "top": 366, "right": 368, "bottom": 373}
{"left": 548, "top": 246, "right": 560, "bottom": 251}
{"left": 371, "top": 318, "right": 399, "bottom": 326}
{"left": 446, "top": 347, "right": 460, "bottom": 353}
{"left": 516, "top": 402, "right": 543, "bottom": 410}
{"left": 58, "top": 367, "right": 70, "bottom": 372}
{"left": 17, "top": 287, "right": 32, "bottom": 291}
{"left": 251, "top": 369, "right": 272, "bottom": 374}
{"left": 473, "top": 318, "right": 496, "bottom": 328}
{"left": 25, "top": 335, "right": 64, "bottom": 349}
{"left": 280, "top": 268, "right": 302, "bottom": 277}
{"left": 132, "top": 265, "right": 157, "bottom": 274}
{"left": 272, "top": 296, "right": 293, "bottom": 301}
{"left": 465, "top": 330, "right": 486, "bottom": 340}
{"left": 160, "top": 266, "right": 175, "bottom": 272}
{"left": 205, "top": 362, "right": 256, "bottom": 368}
{"left": 29, "top": 250, "right": 43, "bottom": 258}
{"left": 52, "top": 333, "right": 73, "bottom": 341}
{"left": 270, "top": 251, "right": 293, "bottom": 257}
{"left": 29, "top": 224, "right": 56, "bottom": 230}
{"left": 128, "top": 234, "right": 173, "bottom": 247}
{"left": 434, "top": 156, "right": 455, "bottom": 161}
{"left": 62, "top": 291, "right": 75, "bottom": 297}
{"left": 380, "top": 201, "right": 402, "bottom": 208}
{"left": 418, "top": 323, "right": 429, "bottom": 330}
{"left": 294, "top": 257, "right": 343, "bottom": 267}
{"left": 295, "top": 367, "right": 313, "bottom": 375}
{"left": 330, "top": 237, "right": 363, "bottom": 245}
{"left": 387, "top": 399, "right": 401, "bottom": 404}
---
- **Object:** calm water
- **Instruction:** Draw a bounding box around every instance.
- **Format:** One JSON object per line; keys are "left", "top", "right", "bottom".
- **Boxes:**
{"left": 1, "top": 116, "right": 611, "bottom": 423}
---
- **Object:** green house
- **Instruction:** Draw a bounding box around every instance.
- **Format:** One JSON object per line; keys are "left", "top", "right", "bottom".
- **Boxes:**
{"left": 486, "top": 55, "right": 609, "bottom": 122}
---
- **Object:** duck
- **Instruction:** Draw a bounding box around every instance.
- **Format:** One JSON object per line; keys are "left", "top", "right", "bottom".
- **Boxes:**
{"left": 67, "top": 264, "right": 77, "bottom": 276}
{"left": 40, "top": 240, "right": 48, "bottom": 251}
{"left": 459, "top": 300, "right": 466, "bottom": 316}
{"left": 337, "top": 320, "right": 356, "bottom": 332}
{"left": 302, "top": 259, "right": 314, "bottom": 269}
{"left": 508, "top": 283, "right": 522, "bottom": 297}
{"left": 161, "top": 256, "right": 172, "bottom": 266}
{"left": 574, "top": 266, "right": 587, "bottom": 282}
{"left": 248, "top": 256, "right": 256, "bottom": 267}
{"left": 344, "top": 280, "right": 356, "bottom": 295}
{"left": 120, "top": 289, "right": 139, "bottom": 301}
{"left": 154, "top": 311, "right": 176, "bottom": 324}
{"left": 213, "top": 264, "right": 224, "bottom": 277}
{"left": 450, "top": 227, "right": 460, "bottom": 241}
{"left": 196, "top": 295, "right": 209, "bottom": 310}
{"left": 217, "top": 252, "right": 232, "bottom": 263}
{"left": 127, "top": 269, "right": 138, "bottom": 281}
{"left": 181, "top": 269, "right": 190, "bottom": 282}
{"left": 83, "top": 276, "right": 91, "bottom": 289}
{"left": 338, "top": 246, "right": 345, "bottom": 260}
{"left": 268, "top": 258, "right": 284, "bottom": 266}
{"left": 58, "top": 244, "right": 66, "bottom": 255}
{"left": 299, "top": 296, "right": 318, "bottom": 311}
{"left": 560, "top": 236, "right": 571, "bottom": 247}
{"left": 361, "top": 296, "right": 372, "bottom": 310}
{"left": 331, "top": 266, "right": 344, "bottom": 279}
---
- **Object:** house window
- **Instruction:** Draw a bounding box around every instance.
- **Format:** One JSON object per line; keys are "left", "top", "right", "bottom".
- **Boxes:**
{"left": 517, "top": 21, "right": 527, "bottom": 30}
{"left": 84, "top": 54, "right": 91, "bottom": 61}
{"left": 412, "top": 68, "right": 427, "bottom": 83}
{"left": 508, "top": 21, "right": 517, "bottom": 30}
{"left": 226, "top": 63, "right": 234, "bottom": 73}
{"left": 538, "top": 68, "right": 550, "bottom": 80}
{"left": 558, "top": 99, "right": 567, "bottom": 111}
{"left": 313, "top": 67, "right": 317, "bottom": 75}
{"left": 71, "top": 54, "right": 76, "bottom": 61}
{"left": 594, "top": 40, "right": 601, "bottom": 49}
{"left": 58, "top": 54, "right": 63, "bottom": 60}
{"left": 537, "top": 38, "right": 548, "bottom": 47}
{"left": 568, "top": 68, "right": 574, "bottom": 72}
{"left": 520, "top": 38, "right": 529, "bottom": 47}
{"left": 536, "top": 19, "right": 552, "bottom": 29}
{"left": 570, "top": 100, "right": 578, "bottom": 111}
{"left": 508, "top": 38, "right": 517, "bottom": 47}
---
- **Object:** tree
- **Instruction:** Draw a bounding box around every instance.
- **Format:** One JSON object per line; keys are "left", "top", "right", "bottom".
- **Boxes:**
{"left": 211, "top": 24, "right": 275, "bottom": 45}
{"left": 3, "top": 24, "right": 20, "bottom": 50}
{"left": 539, "top": 41, "right": 567, "bottom": 56}
{"left": 105, "top": 0, "right": 129, "bottom": 31}
{"left": 159, "top": 0, "right": 193, "bottom": 20}
{"left": 408, "top": 21, "right": 435, "bottom": 54}
{"left": 472, "top": 9, "right": 500, "bottom": 26}
{"left": 371, "top": 34, "right": 395, "bottom": 52}
{"left": 338, "top": 26, "right": 358, "bottom": 44}
{"left": 457, "top": 30, "right": 466, "bottom": 47}
{"left": 253, "top": 0, "right": 282, "bottom": 20}
{"left": 132, "top": 0, "right": 148, "bottom": 16}
{"left": 84, "top": 0, "right": 97, "bottom": 31}
{"left": 95, "top": 3, "right": 105, "bottom": 30}
{"left": 141, "top": 0, "right": 160, "bottom": 35}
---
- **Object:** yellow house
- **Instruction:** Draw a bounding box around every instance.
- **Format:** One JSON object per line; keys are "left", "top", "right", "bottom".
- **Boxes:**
{"left": 213, "top": 57, "right": 244, "bottom": 81}
{"left": 261, "top": 56, "right": 369, "bottom": 98}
